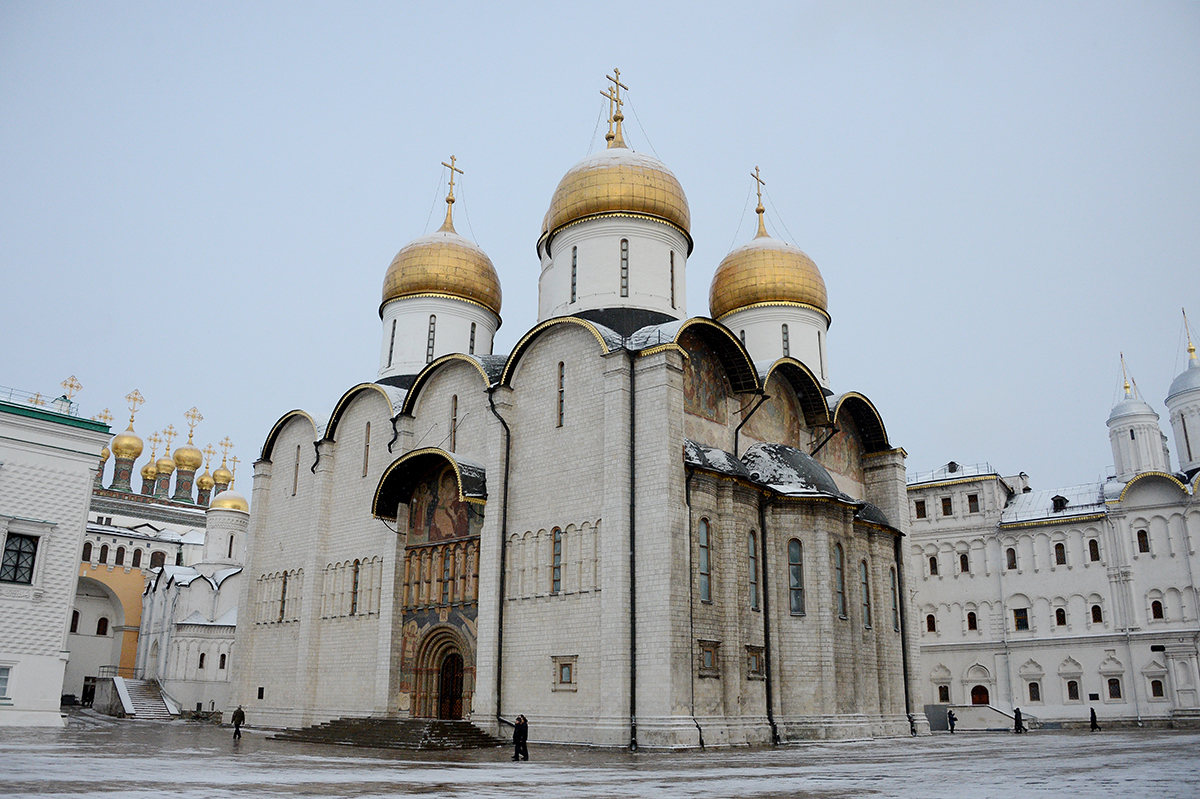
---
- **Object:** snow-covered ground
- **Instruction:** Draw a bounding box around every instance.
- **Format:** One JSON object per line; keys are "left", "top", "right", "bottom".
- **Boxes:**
{"left": 1, "top": 711, "right": 1197, "bottom": 798}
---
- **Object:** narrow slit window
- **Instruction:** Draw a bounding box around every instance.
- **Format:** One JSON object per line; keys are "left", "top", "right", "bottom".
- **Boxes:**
{"left": 1054, "top": 542, "right": 1067, "bottom": 565}
{"left": 426, "top": 315, "right": 437, "bottom": 363}
{"left": 789, "top": 539, "right": 804, "bottom": 615}
{"left": 860, "top": 560, "right": 871, "bottom": 627}
{"left": 450, "top": 396, "right": 458, "bottom": 452}
{"left": 669, "top": 251, "right": 675, "bottom": 308}
{"left": 351, "top": 559, "right": 361, "bottom": 615}
{"left": 1006, "top": 547, "right": 1017, "bottom": 570}
{"left": 781, "top": 324, "right": 789, "bottom": 357}
{"left": 279, "top": 572, "right": 288, "bottom": 622}
{"left": 834, "top": 544, "right": 846, "bottom": 618}
{"left": 556, "top": 362, "right": 565, "bottom": 427}
{"left": 552, "top": 528, "right": 562, "bottom": 593}
{"left": 469, "top": 323, "right": 476, "bottom": 355}
{"left": 620, "top": 239, "right": 629, "bottom": 297}
{"left": 967, "top": 611, "right": 978, "bottom": 630}
{"left": 227, "top": 535, "right": 234, "bottom": 559}
{"left": 929, "top": 555, "right": 939, "bottom": 576}
{"left": 1089, "top": 539, "right": 1101, "bottom": 562}
{"left": 115, "top": 547, "right": 125, "bottom": 566}
{"left": 571, "top": 246, "right": 578, "bottom": 303}
{"left": 890, "top": 567, "right": 899, "bottom": 630}
{"left": 698, "top": 519, "right": 711, "bottom": 603}
{"left": 387, "top": 319, "right": 396, "bottom": 367}
{"left": 363, "top": 421, "right": 371, "bottom": 477}
{"left": 739, "top": 330, "right": 745, "bottom": 345}
{"left": 293, "top": 445, "right": 300, "bottom": 496}
{"left": 748, "top": 532, "right": 758, "bottom": 610}
{"left": 959, "top": 553, "right": 969, "bottom": 574}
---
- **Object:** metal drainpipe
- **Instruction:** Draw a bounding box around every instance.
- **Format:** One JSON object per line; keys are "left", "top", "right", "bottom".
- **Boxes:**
{"left": 758, "top": 494, "right": 780, "bottom": 745}
{"left": 486, "top": 389, "right": 513, "bottom": 728}
{"left": 733, "top": 393, "right": 769, "bottom": 458}
{"left": 628, "top": 348, "right": 638, "bottom": 752}
{"left": 628, "top": 347, "right": 638, "bottom": 748}
{"left": 893, "top": 531, "right": 915, "bottom": 727}
{"left": 685, "top": 469, "right": 704, "bottom": 747}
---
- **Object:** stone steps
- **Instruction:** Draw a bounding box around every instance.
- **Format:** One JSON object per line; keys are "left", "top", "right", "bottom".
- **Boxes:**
{"left": 272, "top": 717, "right": 505, "bottom": 750}
{"left": 122, "top": 679, "right": 175, "bottom": 721}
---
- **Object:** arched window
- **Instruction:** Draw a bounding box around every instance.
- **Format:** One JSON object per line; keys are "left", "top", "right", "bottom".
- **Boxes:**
{"left": 928, "top": 555, "right": 938, "bottom": 576}
{"left": 1151, "top": 679, "right": 1164, "bottom": 698}
{"left": 1089, "top": 539, "right": 1101, "bottom": 562}
{"left": 1056, "top": 608, "right": 1067, "bottom": 626}
{"left": 890, "top": 567, "right": 899, "bottom": 630}
{"left": 199, "top": 653, "right": 206, "bottom": 669}
{"left": 570, "top": 247, "right": 578, "bottom": 303}
{"left": 739, "top": 329, "right": 745, "bottom": 345}
{"left": 219, "top": 654, "right": 227, "bottom": 670}
{"left": 1067, "top": 680, "right": 1079, "bottom": 701}
{"left": 387, "top": 319, "right": 396, "bottom": 367}
{"left": 450, "top": 396, "right": 458, "bottom": 452}
{"left": 443, "top": 550, "right": 454, "bottom": 604}
{"left": 279, "top": 572, "right": 289, "bottom": 622}
{"left": 748, "top": 533, "right": 758, "bottom": 610}
{"left": 1054, "top": 542, "right": 1067, "bottom": 565}
{"left": 967, "top": 611, "right": 978, "bottom": 630}
{"left": 834, "top": 544, "right": 846, "bottom": 618}
{"left": 1108, "top": 678, "right": 1122, "bottom": 699}
{"left": 115, "top": 547, "right": 125, "bottom": 566}
{"left": 351, "top": 559, "right": 361, "bottom": 615}
{"left": 228, "top": 535, "right": 235, "bottom": 559}
{"left": 1006, "top": 548, "right": 1017, "bottom": 570}
{"left": 1029, "top": 682, "right": 1041, "bottom": 702}
{"left": 669, "top": 251, "right": 676, "bottom": 308}
{"left": 469, "top": 322, "right": 477, "bottom": 355}
{"left": 789, "top": 539, "right": 805, "bottom": 615}
{"left": 96, "top": 617, "right": 108, "bottom": 636}
{"left": 938, "top": 685, "right": 951, "bottom": 703}
{"left": 292, "top": 444, "right": 300, "bottom": 496}
{"left": 1137, "top": 529, "right": 1150, "bottom": 553}
{"left": 552, "top": 528, "right": 563, "bottom": 594}
{"left": 1091, "top": 604, "right": 1103, "bottom": 624}
{"left": 99, "top": 545, "right": 108, "bottom": 564}
{"left": 781, "top": 324, "right": 789, "bottom": 357}
{"left": 70, "top": 610, "right": 79, "bottom": 633}
{"left": 557, "top": 363, "right": 565, "bottom": 427}
{"left": 1151, "top": 600, "right": 1164, "bottom": 620}
{"left": 926, "top": 614, "right": 936, "bottom": 633}
{"left": 175, "top": 551, "right": 183, "bottom": 566}
{"left": 426, "top": 315, "right": 437, "bottom": 363}
{"left": 82, "top": 542, "right": 92, "bottom": 562}
{"left": 150, "top": 551, "right": 165, "bottom": 569}
{"left": 132, "top": 549, "right": 142, "bottom": 568}
{"left": 698, "top": 519, "right": 711, "bottom": 603}
{"left": 619, "top": 239, "right": 629, "bottom": 297}
{"left": 959, "top": 553, "right": 969, "bottom": 574}
{"left": 363, "top": 421, "right": 371, "bottom": 477}
{"left": 860, "top": 561, "right": 871, "bottom": 627}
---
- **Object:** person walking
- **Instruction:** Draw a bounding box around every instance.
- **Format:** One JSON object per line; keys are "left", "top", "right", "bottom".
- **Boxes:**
{"left": 1090, "top": 708, "right": 1101, "bottom": 732}
{"left": 231, "top": 705, "right": 245, "bottom": 740}
{"left": 946, "top": 709, "right": 957, "bottom": 733}
{"left": 1013, "top": 707, "right": 1026, "bottom": 734}
{"left": 512, "top": 715, "right": 529, "bottom": 761}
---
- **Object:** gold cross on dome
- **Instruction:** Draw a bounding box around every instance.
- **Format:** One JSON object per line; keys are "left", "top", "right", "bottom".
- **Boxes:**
{"left": 751, "top": 166, "right": 769, "bottom": 238}
{"left": 751, "top": 166, "right": 766, "bottom": 205}
{"left": 219, "top": 436, "right": 234, "bottom": 459}
{"left": 604, "top": 69, "right": 628, "bottom": 148}
{"left": 229, "top": 455, "right": 240, "bottom": 486}
{"left": 125, "top": 389, "right": 145, "bottom": 424}
{"left": 162, "top": 424, "right": 177, "bottom": 453}
{"left": 183, "top": 406, "right": 203, "bottom": 442}
{"left": 61, "top": 375, "right": 82, "bottom": 399}
{"left": 203, "top": 443, "right": 216, "bottom": 469}
{"left": 442, "top": 155, "right": 463, "bottom": 201}
{"left": 148, "top": 431, "right": 162, "bottom": 459}
{"left": 28, "top": 392, "right": 45, "bottom": 407}
{"left": 93, "top": 407, "right": 113, "bottom": 425}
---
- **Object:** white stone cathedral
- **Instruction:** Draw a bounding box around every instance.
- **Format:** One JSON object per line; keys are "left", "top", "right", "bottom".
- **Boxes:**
{"left": 230, "top": 76, "right": 921, "bottom": 747}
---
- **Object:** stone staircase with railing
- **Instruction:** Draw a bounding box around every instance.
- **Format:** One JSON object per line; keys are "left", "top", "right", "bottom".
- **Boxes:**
{"left": 121, "top": 679, "right": 175, "bottom": 721}
{"left": 272, "top": 717, "right": 505, "bottom": 750}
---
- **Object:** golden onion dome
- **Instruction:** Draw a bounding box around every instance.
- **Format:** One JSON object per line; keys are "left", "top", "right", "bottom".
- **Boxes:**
{"left": 709, "top": 213, "right": 828, "bottom": 321}
{"left": 140, "top": 460, "right": 158, "bottom": 481}
{"left": 213, "top": 463, "right": 233, "bottom": 485}
{"left": 100, "top": 446, "right": 110, "bottom": 463}
{"left": 542, "top": 146, "right": 691, "bottom": 249}
{"left": 156, "top": 451, "right": 176, "bottom": 476}
{"left": 196, "top": 469, "right": 215, "bottom": 490}
{"left": 173, "top": 439, "right": 203, "bottom": 471}
{"left": 110, "top": 424, "right": 144, "bottom": 460}
{"left": 209, "top": 488, "right": 249, "bottom": 513}
{"left": 380, "top": 206, "right": 502, "bottom": 319}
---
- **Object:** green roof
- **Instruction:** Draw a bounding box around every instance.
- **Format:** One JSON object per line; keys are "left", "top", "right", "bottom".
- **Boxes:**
{"left": 0, "top": 399, "right": 111, "bottom": 433}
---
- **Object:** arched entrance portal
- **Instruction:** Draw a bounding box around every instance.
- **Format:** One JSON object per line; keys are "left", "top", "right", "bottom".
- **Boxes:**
{"left": 971, "top": 685, "right": 990, "bottom": 705}
{"left": 439, "top": 654, "right": 464, "bottom": 719}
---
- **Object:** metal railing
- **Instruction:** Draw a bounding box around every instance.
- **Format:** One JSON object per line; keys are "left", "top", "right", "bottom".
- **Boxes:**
{"left": 0, "top": 385, "right": 80, "bottom": 417}
{"left": 97, "top": 665, "right": 144, "bottom": 680}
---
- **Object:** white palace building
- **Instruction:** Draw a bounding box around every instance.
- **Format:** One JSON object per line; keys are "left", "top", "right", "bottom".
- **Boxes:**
{"left": 229, "top": 74, "right": 926, "bottom": 747}
{"left": 908, "top": 338, "right": 1200, "bottom": 729}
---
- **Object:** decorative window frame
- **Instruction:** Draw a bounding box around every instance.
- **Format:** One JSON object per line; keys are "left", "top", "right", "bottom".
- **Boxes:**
{"left": 0, "top": 517, "right": 53, "bottom": 596}
{"left": 746, "top": 645, "right": 765, "bottom": 680}
{"left": 698, "top": 640, "right": 721, "bottom": 679}
{"left": 552, "top": 654, "right": 578, "bottom": 692}
{"left": 1143, "top": 660, "right": 1169, "bottom": 703}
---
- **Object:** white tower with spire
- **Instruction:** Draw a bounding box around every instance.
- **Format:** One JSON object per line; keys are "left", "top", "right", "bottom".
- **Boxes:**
{"left": 1166, "top": 312, "right": 1200, "bottom": 477}
{"left": 1108, "top": 357, "right": 1171, "bottom": 481}
{"left": 378, "top": 157, "right": 502, "bottom": 384}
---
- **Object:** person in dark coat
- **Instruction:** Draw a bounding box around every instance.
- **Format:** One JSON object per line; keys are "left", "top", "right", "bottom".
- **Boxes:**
{"left": 946, "top": 709, "right": 957, "bottom": 733}
{"left": 512, "top": 715, "right": 529, "bottom": 761}
{"left": 1013, "top": 707, "right": 1025, "bottom": 734}
{"left": 1090, "top": 708, "right": 1101, "bottom": 732}
{"left": 231, "top": 705, "right": 245, "bottom": 740}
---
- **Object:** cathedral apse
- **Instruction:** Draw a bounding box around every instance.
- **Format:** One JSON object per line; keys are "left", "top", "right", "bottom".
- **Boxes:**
{"left": 397, "top": 462, "right": 482, "bottom": 719}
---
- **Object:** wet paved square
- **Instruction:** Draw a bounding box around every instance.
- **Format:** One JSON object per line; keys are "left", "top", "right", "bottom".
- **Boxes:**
{"left": 1, "top": 711, "right": 1198, "bottom": 798}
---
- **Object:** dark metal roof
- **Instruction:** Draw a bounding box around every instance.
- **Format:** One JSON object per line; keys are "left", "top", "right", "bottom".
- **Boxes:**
{"left": 684, "top": 439, "right": 753, "bottom": 480}
{"left": 742, "top": 442, "right": 849, "bottom": 499}
{"left": 854, "top": 502, "right": 892, "bottom": 528}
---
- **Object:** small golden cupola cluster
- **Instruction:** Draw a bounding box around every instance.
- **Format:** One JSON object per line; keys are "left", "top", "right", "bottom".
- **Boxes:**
{"left": 708, "top": 168, "right": 832, "bottom": 387}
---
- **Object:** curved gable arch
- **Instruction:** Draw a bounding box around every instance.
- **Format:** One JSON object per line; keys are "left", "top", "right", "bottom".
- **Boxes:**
{"left": 324, "top": 383, "right": 399, "bottom": 442}
{"left": 373, "top": 447, "right": 486, "bottom": 522}
{"left": 673, "top": 318, "right": 759, "bottom": 393}
{"left": 1112, "top": 471, "right": 1188, "bottom": 504}
{"left": 401, "top": 354, "right": 494, "bottom": 417}
{"left": 831, "top": 392, "right": 890, "bottom": 453}
{"left": 261, "top": 410, "right": 319, "bottom": 462}
{"left": 764, "top": 358, "right": 832, "bottom": 427}
{"left": 500, "top": 317, "right": 619, "bottom": 388}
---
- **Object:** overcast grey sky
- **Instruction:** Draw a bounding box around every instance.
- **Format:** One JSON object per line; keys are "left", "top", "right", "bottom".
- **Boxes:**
{"left": 2, "top": 2, "right": 1197, "bottom": 493}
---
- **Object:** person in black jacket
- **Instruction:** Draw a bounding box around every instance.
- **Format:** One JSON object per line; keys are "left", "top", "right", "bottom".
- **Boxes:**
{"left": 947, "top": 709, "right": 957, "bottom": 733}
{"left": 231, "top": 705, "right": 245, "bottom": 740}
{"left": 512, "top": 715, "right": 529, "bottom": 761}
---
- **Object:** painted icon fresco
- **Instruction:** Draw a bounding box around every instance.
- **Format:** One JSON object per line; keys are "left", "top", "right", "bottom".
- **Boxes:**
{"left": 407, "top": 463, "right": 483, "bottom": 546}
{"left": 681, "top": 333, "right": 730, "bottom": 424}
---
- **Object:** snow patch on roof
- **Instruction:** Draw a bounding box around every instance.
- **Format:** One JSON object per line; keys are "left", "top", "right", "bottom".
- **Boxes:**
{"left": 683, "top": 439, "right": 751, "bottom": 479}
{"left": 1001, "top": 482, "right": 1105, "bottom": 525}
